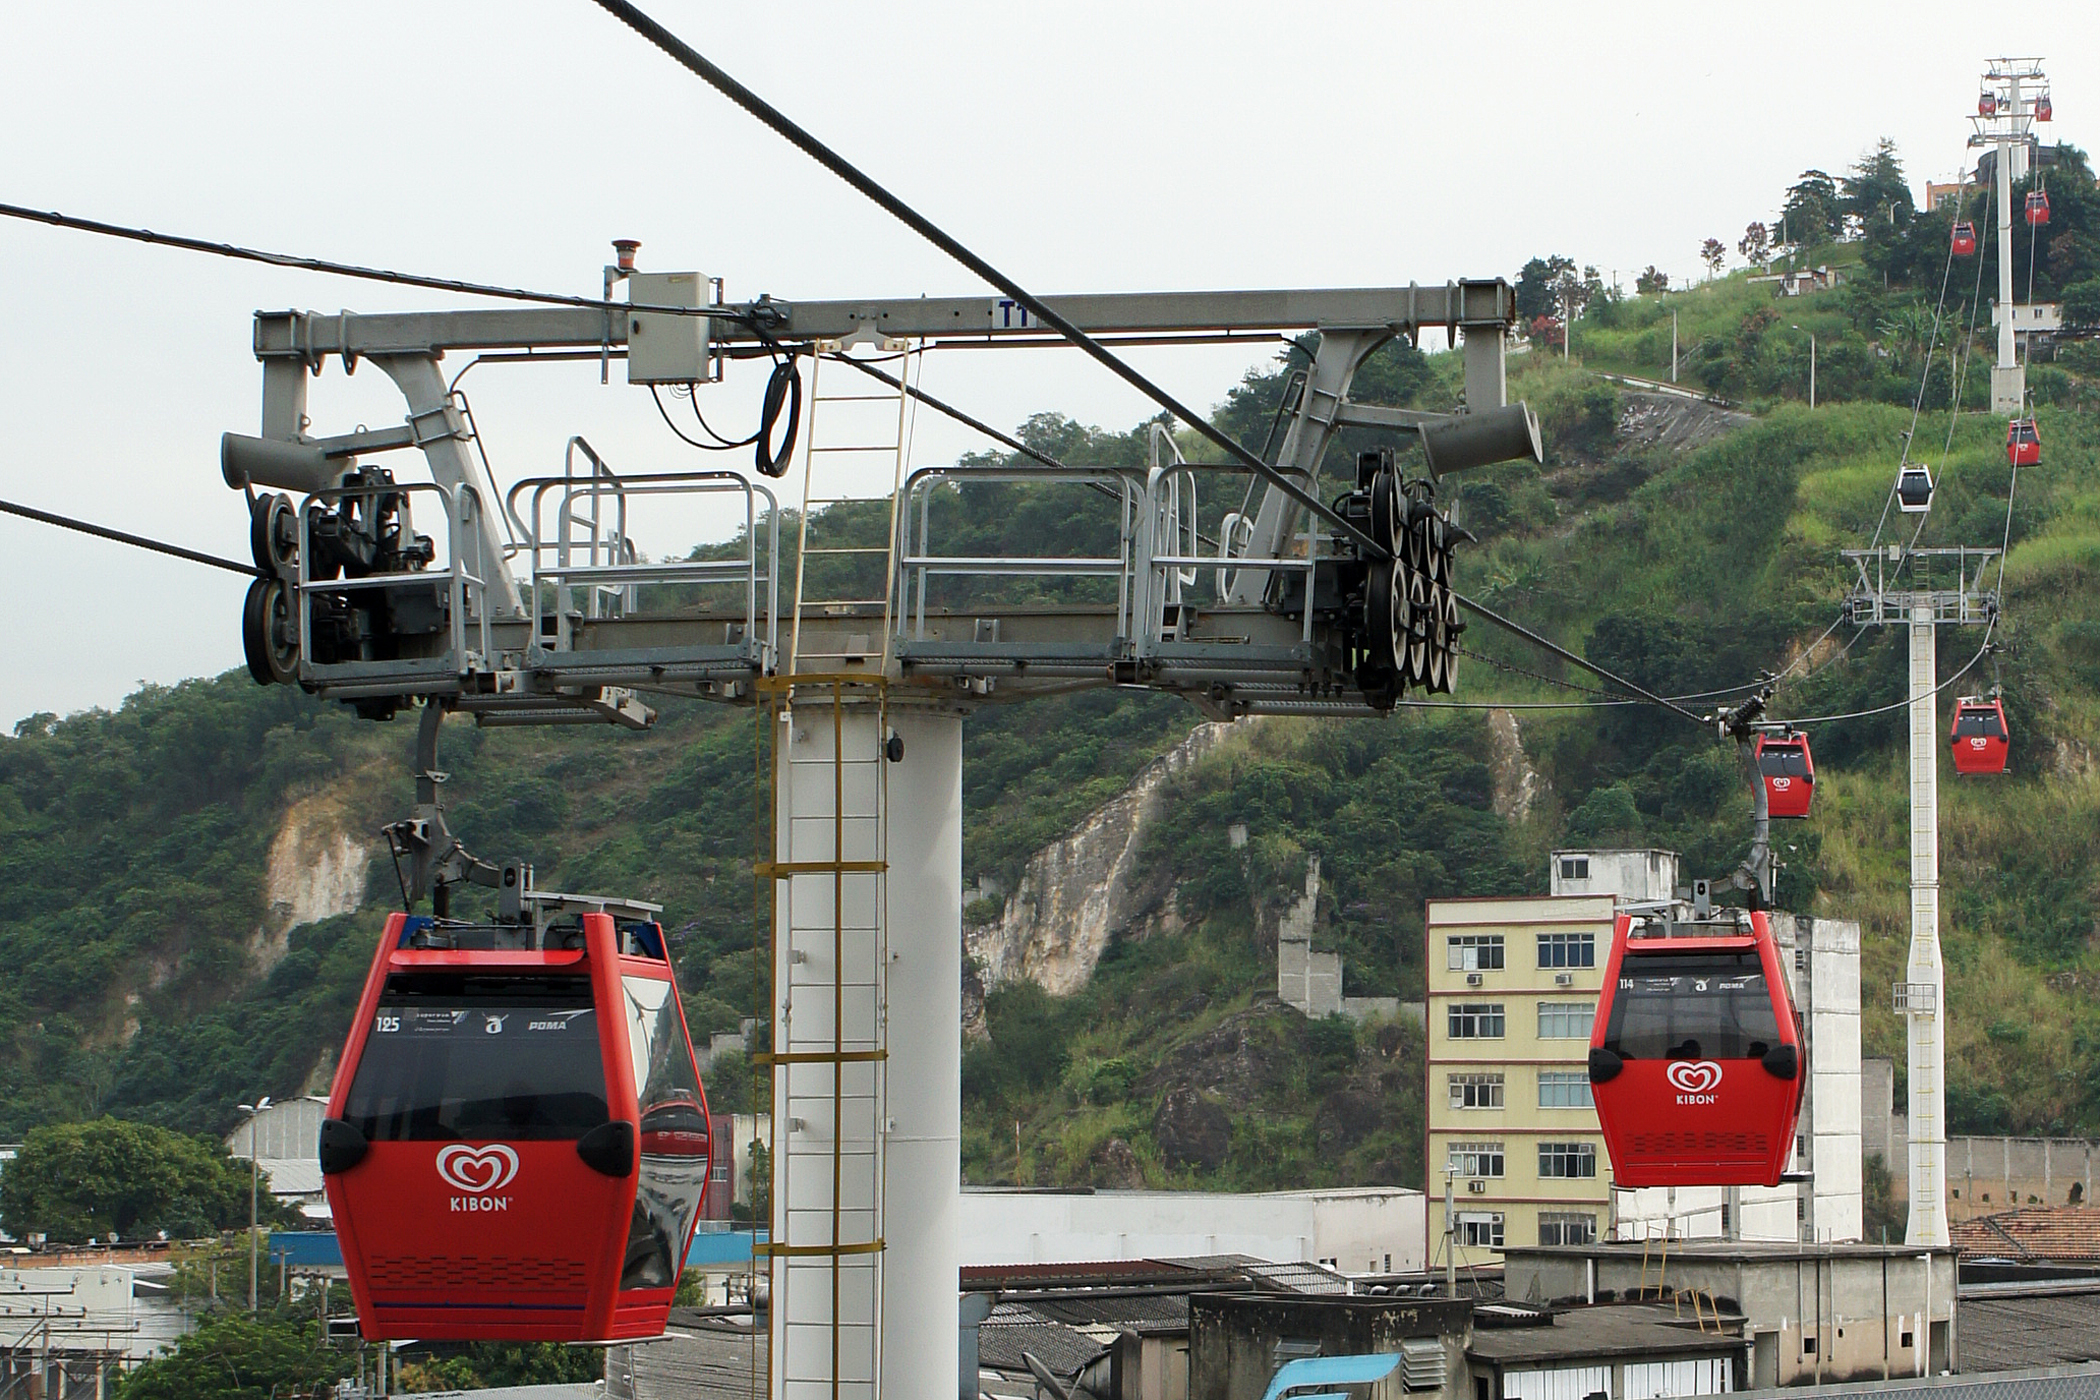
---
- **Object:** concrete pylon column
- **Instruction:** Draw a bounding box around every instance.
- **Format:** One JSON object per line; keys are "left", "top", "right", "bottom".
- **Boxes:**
{"left": 1904, "top": 603, "right": 1949, "bottom": 1248}
{"left": 771, "top": 703, "right": 960, "bottom": 1399}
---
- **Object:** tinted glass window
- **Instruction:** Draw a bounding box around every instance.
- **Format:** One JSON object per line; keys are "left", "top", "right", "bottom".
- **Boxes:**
{"left": 343, "top": 973, "right": 609, "bottom": 1142}
{"left": 1758, "top": 747, "right": 1811, "bottom": 777}
{"left": 1955, "top": 712, "right": 2004, "bottom": 737}
{"left": 620, "top": 974, "right": 709, "bottom": 1291}
{"left": 1602, "top": 952, "right": 1783, "bottom": 1062}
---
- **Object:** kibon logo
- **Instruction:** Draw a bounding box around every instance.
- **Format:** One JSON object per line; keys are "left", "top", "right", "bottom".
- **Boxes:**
{"left": 436, "top": 1144, "right": 519, "bottom": 1212}
{"left": 1771, "top": 776, "right": 1793, "bottom": 790}
{"left": 1666, "top": 1060, "right": 1723, "bottom": 1105}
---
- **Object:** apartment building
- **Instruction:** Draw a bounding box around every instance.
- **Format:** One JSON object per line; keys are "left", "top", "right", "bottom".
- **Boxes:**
{"left": 1426, "top": 850, "right": 1864, "bottom": 1263}
{"left": 1426, "top": 884, "right": 1616, "bottom": 1262}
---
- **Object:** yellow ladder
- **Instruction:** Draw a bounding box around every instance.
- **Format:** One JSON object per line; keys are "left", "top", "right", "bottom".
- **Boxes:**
{"left": 788, "top": 341, "right": 917, "bottom": 675}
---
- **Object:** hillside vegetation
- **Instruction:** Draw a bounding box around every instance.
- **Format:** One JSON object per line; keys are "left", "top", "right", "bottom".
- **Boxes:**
{"left": 3, "top": 136, "right": 2100, "bottom": 1190}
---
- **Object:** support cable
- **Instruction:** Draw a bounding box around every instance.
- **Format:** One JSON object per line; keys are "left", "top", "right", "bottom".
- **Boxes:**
{"left": 0, "top": 497, "right": 259, "bottom": 578}
{"left": 1778, "top": 624, "right": 1996, "bottom": 726}
{"left": 1453, "top": 591, "right": 1709, "bottom": 725}
{"left": 582, "top": 0, "right": 1390, "bottom": 561}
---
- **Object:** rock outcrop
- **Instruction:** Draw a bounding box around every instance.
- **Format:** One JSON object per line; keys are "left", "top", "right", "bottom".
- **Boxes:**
{"left": 966, "top": 720, "right": 1239, "bottom": 997}
{"left": 256, "top": 793, "right": 372, "bottom": 973}
{"left": 1485, "top": 707, "right": 1545, "bottom": 823}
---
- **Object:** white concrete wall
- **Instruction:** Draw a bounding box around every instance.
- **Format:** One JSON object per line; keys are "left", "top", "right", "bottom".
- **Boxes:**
{"left": 958, "top": 1188, "right": 1425, "bottom": 1274}
{"left": 1547, "top": 850, "right": 1679, "bottom": 902}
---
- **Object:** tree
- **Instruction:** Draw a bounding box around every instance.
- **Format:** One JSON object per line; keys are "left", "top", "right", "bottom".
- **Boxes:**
{"left": 2063, "top": 278, "right": 2100, "bottom": 329}
{"left": 1738, "top": 221, "right": 1772, "bottom": 269}
{"left": 0, "top": 1118, "right": 261, "bottom": 1243}
{"left": 1780, "top": 169, "right": 1843, "bottom": 247}
{"left": 1700, "top": 239, "right": 1727, "bottom": 279}
{"left": 1515, "top": 255, "right": 1576, "bottom": 322}
{"left": 112, "top": 1313, "right": 351, "bottom": 1400}
{"left": 1842, "top": 139, "right": 1915, "bottom": 233}
{"left": 1634, "top": 265, "right": 1670, "bottom": 294}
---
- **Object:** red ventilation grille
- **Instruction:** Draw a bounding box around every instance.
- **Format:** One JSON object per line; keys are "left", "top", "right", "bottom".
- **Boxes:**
{"left": 1628, "top": 1131, "right": 1770, "bottom": 1159}
{"left": 367, "top": 1255, "right": 589, "bottom": 1292}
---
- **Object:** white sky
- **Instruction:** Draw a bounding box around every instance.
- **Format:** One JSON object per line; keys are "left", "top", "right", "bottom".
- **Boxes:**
{"left": 1, "top": 1, "right": 2094, "bottom": 724}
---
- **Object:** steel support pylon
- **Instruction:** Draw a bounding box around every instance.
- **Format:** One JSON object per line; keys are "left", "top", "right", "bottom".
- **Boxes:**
{"left": 1904, "top": 603, "right": 1948, "bottom": 1248}
{"left": 764, "top": 684, "right": 960, "bottom": 1400}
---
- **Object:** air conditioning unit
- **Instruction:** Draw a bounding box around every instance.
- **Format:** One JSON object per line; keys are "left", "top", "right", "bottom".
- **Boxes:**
{"left": 1465, "top": 972, "right": 1484, "bottom": 987}
{"left": 1555, "top": 972, "right": 1575, "bottom": 987}
{"left": 1467, "top": 1179, "right": 1489, "bottom": 1194}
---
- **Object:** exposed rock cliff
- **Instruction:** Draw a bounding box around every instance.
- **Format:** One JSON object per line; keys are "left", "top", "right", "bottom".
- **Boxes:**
{"left": 255, "top": 792, "right": 372, "bottom": 973}
{"left": 965, "top": 720, "right": 1240, "bottom": 997}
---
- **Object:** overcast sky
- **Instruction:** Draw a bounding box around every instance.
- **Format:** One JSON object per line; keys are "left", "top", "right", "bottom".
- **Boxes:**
{"left": 2, "top": 2, "right": 2094, "bottom": 724}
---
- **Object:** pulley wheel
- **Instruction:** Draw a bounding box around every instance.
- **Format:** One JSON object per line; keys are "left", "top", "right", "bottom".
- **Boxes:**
{"left": 241, "top": 577, "right": 299, "bottom": 686}
{"left": 1403, "top": 568, "right": 1432, "bottom": 685}
{"left": 250, "top": 492, "right": 298, "bottom": 578}
{"left": 1365, "top": 559, "right": 1401, "bottom": 675}
{"left": 1424, "top": 601, "right": 1449, "bottom": 693}
{"left": 1370, "top": 470, "right": 1401, "bottom": 554}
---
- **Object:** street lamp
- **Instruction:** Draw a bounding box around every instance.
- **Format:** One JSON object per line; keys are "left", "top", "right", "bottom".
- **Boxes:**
{"left": 238, "top": 1097, "right": 271, "bottom": 1313}
{"left": 1790, "top": 324, "right": 1817, "bottom": 409}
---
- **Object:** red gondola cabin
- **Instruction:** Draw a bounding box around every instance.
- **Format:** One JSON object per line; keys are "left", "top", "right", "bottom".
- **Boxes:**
{"left": 1950, "top": 696, "right": 2010, "bottom": 775}
{"left": 321, "top": 899, "right": 711, "bottom": 1342}
{"left": 1752, "top": 731, "right": 1815, "bottom": 819}
{"left": 1950, "top": 222, "right": 1977, "bottom": 257}
{"left": 2027, "top": 190, "right": 2051, "bottom": 226}
{"left": 2007, "top": 418, "right": 2041, "bottom": 467}
{"left": 1588, "top": 910, "right": 1805, "bottom": 1188}
{"left": 2036, "top": 94, "right": 2053, "bottom": 121}
{"left": 1978, "top": 92, "right": 1997, "bottom": 117}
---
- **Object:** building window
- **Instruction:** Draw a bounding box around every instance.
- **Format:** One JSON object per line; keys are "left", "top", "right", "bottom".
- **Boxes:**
{"left": 1537, "top": 931, "right": 1596, "bottom": 968}
{"left": 1538, "top": 1142, "right": 1598, "bottom": 1179}
{"left": 1448, "top": 1142, "right": 1505, "bottom": 1178}
{"left": 1448, "top": 1003, "right": 1506, "bottom": 1039}
{"left": 1537, "top": 1002, "right": 1595, "bottom": 1039}
{"left": 1538, "top": 1212, "right": 1597, "bottom": 1247}
{"left": 1449, "top": 1073, "right": 1505, "bottom": 1110}
{"left": 1447, "top": 934, "right": 1505, "bottom": 971}
{"left": 1456, "top": 1212, "right": 1505, "bottom": 1249}
{"left": 1559, "top": 856, "right": 1590, "bottom": 880}
{"left": 1537, "top": 1071, "right": 1594, "bottom": 1109}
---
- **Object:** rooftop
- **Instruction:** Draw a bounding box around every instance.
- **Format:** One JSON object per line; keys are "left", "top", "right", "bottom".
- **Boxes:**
{"left": 1508, "top": 1241, "right": 1957, "bottom": 1264}
{"left": 1465, "top": 1303, "right": 1747, "bottom": 1366}
{"left": 1954, "top": 1207, "right": 2100, "bottom": 1263}
{"left": 1957, "top": 1285, "right": 2100, "bottom": 1372}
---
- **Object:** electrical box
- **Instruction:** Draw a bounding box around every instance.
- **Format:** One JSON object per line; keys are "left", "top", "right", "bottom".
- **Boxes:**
{"left": 626, "top": 271, "right": 711, "bottom": 384}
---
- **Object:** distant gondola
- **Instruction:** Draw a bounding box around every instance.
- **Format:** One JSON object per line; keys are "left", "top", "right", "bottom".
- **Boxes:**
{"left": 1951, "top": 222, "right": 1977, "bottom": 257}
{"left": 1588, "top": 910, "right": 1805, "bottom": 1189}
{"left": 1950, "top": 696, "right": 2010, "bottom": 775}
{"left": 1752, "top": 730, "right": 1815, "bottom": 819}
{"left": 1897, "top": 465, "right": 1934, "bottom": 514}
{"left": 2007, "top": 418, "right": 2041, "bottom": 467}
{"left": 321, "top": 903, "right": 711, "bottom": 1342}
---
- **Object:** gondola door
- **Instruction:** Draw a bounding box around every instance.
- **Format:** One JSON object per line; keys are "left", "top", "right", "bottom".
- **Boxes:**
{"left": 1588, "top": 912, "right": 1805, "bottom": 1188}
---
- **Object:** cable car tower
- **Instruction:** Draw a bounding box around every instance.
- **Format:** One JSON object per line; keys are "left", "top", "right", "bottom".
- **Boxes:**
{"left": 1842, "top": 545, "right": 1999, "bottom": 1249}
{"left": 1971, "top": 58, "right": 2049, "bottom": 415}
{"left": 219, "top": 269, "right": 1541, "bottom": 1398}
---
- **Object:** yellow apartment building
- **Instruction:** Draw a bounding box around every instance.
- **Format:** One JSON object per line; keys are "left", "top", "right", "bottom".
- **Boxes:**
{"left": 1425, "top": 887, "right": 1617, "bottom": 1263}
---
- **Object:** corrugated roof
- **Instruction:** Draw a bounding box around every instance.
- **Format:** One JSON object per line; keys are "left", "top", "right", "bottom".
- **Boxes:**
{"left": 1955, "top": 1208, "right": 2100, "bottom": 1263}
{"left": 1959, "top": 1290, "right": 2100, "bottom": 1372}
{"left": 976, "top": 1313, "right": 1107, "bottom": 1378}
{"left": 1465, "top": 1304, "right": 1747, "bottom": 1365}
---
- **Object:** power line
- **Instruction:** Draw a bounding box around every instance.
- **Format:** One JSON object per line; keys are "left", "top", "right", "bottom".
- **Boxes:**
{"left": 1779, "top": 625, "right": 1996, "bottom": 726}
{"left": 583, "top": 0, "right": 1389, "bottom": 563}
{"left": 0, "top": 497, "right": 258, "bottom": 578}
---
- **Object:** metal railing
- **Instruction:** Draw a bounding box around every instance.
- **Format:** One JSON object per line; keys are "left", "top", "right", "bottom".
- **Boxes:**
{"left": 507, "top": 449, "right": 780, "bottom": 667}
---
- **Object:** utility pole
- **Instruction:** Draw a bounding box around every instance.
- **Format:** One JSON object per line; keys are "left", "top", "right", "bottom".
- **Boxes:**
{"left": 238, "top": 1096, "right": 271, "bottom": 1313}
{"left": 1443, "top": 1169, "right": 1457, "bottom": 1297}
{"left": 1671, "top": 309, "right": 1679, "bottom": 383}
{"left": 1791, "top": 325, "right": 1817, "bottom": 409}
{"left": 1842, "top": 547, "right": 1999, "bottom": 1249}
